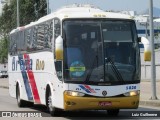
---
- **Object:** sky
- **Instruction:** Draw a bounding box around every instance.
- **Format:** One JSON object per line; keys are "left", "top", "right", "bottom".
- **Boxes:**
{"left": 49, "top": 0, "right": 160, "bottom": 13}
{"left": 0, "top": 0, "right": 160, "bottom": 15}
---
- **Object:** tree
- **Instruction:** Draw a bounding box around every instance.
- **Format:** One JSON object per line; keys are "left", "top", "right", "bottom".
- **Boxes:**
{"left": 0, "top": 4, "right": 13, "bottom": 37}
{"left": 34, "top": 0, "right": 47, "bottom": 19}
{"left": 0, "top": 36, "right": 8, "bottom": 63}
{"left": 0, "top": 0, "right": 47, "bottom": 63}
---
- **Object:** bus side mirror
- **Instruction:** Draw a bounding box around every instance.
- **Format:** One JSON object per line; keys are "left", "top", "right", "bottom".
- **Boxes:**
{"left": 55, "top": 36, "right": 63, "bottom": 60}
{"left": 139, "top": 37, "right": 151, "bottom": 61}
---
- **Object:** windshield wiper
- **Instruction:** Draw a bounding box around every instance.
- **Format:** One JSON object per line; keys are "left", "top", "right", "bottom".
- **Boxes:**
{"left": 105, "top": 57, "right": 124, "bottom": 82}
{"left": 85, "top": 55, "right": 98, "bottom": 83}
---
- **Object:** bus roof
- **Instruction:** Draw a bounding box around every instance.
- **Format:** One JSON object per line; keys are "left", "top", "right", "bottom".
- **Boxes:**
{"left": 10, "top": 4, "right": 132, "bottom": 34}
{"left": 40, "top": 4, "right": 132, "bottom": 21}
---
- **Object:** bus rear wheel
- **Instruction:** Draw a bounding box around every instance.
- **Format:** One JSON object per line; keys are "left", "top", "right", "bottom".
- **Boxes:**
{"left": 16, "top": 85, "right": 26, "bottom": 107}
{"left": 107, "top": 109, "right": 120, "bottom": 116}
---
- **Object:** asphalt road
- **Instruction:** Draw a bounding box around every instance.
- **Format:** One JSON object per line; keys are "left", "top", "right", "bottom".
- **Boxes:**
{"left": 0, "top": 88, "right": 160, "bottom": 120}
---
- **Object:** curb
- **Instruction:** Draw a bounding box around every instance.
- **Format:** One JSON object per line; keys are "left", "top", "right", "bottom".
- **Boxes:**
{"left": 139, "top": 100, "right": 160, "bottom": 107}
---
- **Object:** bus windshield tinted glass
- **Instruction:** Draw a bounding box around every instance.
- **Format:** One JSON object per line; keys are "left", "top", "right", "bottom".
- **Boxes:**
{"left": 102, "top": 21, "right": 132, "bottom": 42}
{"left": 63, "top": 19, "right": 140, "bottom": 84}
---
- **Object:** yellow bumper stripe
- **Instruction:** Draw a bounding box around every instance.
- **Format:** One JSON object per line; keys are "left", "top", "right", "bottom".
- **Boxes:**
{"left": 64, "top": 93, "right": 139, "bottom": 111}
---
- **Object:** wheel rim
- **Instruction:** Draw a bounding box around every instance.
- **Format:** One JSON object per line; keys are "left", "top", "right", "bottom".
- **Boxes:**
{"left": 48, "top": 94, "right": 53, "bottom": 112}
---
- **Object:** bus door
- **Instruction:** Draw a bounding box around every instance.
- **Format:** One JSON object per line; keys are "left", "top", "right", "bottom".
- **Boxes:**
{"left": 53, "top": 18, "right": 64, "bottom": 108}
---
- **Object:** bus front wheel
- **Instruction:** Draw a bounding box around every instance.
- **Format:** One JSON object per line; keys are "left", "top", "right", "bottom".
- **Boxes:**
{"left": 47, "top": 88, "right": 58, "bottom": 116}
{"left": 107, "top": 109, "right": 120, "bottom": 116}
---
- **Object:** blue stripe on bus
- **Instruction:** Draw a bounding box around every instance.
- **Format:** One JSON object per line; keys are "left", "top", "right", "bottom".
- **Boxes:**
{"left": 79, "top": 85, "right": 91, "bottom": 93}
{"left": 18, "top": 54, "right": 33, "bottom": 100}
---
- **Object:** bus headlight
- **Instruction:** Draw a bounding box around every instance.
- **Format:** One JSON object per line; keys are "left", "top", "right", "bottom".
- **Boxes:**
{"left": 123, "top": 90, "right": 140, "bottom": 97}
{"left": 65, "top": 91, "right": 85, "bottom": 97}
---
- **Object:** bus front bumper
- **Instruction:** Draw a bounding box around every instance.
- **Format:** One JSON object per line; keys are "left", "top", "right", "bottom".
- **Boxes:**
{"left": 64, "top": 93, "right": 139, "bottom": 111}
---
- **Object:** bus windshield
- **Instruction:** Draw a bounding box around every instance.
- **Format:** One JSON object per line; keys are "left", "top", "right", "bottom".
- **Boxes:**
{"left": 63, "top": 19, "right": 140, "bottom": 85}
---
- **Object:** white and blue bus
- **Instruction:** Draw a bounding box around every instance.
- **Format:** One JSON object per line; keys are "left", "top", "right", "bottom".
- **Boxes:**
{"left": 9, "top": 4, "right": 151, "bottom": 116}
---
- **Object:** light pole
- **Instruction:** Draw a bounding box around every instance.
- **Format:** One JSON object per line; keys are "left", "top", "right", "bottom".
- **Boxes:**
{"left": 46, "top": 0, "right": 49, "bottom": 14}
{"left": 17, "top": 0, "right": 20, "bottom": 27}
{"left": 149, "top": 0, "right": 157, "bottom": 100}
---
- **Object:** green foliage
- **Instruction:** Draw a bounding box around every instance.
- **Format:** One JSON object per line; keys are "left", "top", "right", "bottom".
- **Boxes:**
{"left": 0, "top": 0, "right": 47, "bottom": 63}
{"left": 0, "top": 36, "right": 8, "bottom": 63}
{"left": 0, "top": 4, "right": 13, "bottom": 37}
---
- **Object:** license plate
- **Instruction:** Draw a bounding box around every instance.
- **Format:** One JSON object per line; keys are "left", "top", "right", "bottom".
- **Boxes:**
{"left": 99, "top": 101, "right": 112, "bottom": 106}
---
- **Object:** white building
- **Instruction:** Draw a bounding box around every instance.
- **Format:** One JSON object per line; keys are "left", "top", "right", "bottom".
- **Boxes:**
{"left": 136, "top": 16, "right": 160, "bottom": 45}
{"left": 154, "top": 18, "right": 160, "bottom": 22}
{"left": 119, "top": 11, "right": 160, "bottom": 45}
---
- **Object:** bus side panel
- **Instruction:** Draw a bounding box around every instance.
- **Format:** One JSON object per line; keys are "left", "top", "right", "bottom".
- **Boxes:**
{"left": 51, "top": 76, "right": 65, "bottom": 109}
{"left": 8, "top": 56, "right": 29, "bottom": 101}
{"left": 29, "top": 52, "right": 55, "bottom": 105}
{"left": 9, "top": 52, "right": 65, "bottom": 108}
{"left": 29, "top": 52, "right": 65, "bottom": 108}
{"left": 23, "top": 52, "right": 55, "bottom": 105}
{"left": 8, "top": 71, "right": 16, "bottom": 98}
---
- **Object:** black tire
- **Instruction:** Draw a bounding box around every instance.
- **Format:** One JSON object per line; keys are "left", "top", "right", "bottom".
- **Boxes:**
{"left": 47, "top": 89, "right": 58, "bottom": 116}
{"left": 16, "top": 85, "right": 26, "bottom": 107}
{"left": 107, "top": 109, "right": 120, "bottom": 116}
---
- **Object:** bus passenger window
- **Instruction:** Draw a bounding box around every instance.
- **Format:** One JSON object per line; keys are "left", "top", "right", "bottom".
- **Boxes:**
{"left": 10, "top": 33, "right": 17, "bottom": 55}
{"left": 26, "top": 28, "right": 34, "bottom": 52}
{"left": 54, "top": 18, "right": 61, "bottom": 39}
{"left": 45, "top": 21, "right": 53, "bottom": 49}
{"left": 17, "top": 31, "right": 26, "bottom": 53}
{"left": 36, "top": 24, "right": 45, "bottom": 50}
